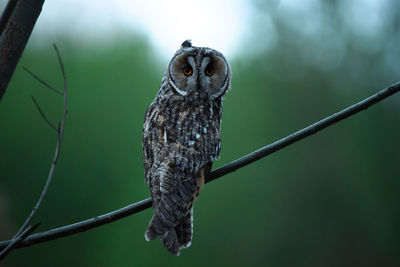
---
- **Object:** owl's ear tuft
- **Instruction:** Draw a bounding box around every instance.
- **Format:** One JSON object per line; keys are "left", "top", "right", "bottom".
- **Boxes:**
{"left": 181, "top": 40, "right": 192, "bottom": 48}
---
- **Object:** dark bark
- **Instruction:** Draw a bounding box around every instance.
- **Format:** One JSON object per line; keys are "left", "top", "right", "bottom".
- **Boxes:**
{"left": 0, "top": 0, "right": 45, "bottom": 101}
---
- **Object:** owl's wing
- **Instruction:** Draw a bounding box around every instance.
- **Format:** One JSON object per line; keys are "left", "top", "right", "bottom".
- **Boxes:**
{"left": 142, "top": 103, "right": 166, "bottom": 186}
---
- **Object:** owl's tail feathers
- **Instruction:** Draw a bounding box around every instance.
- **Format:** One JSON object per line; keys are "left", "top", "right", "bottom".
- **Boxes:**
{"left": 144, "top": 214, "right": 166, "bottom": 242}
{"left": 145, "top": 211, "right": 193, "bottom": 256}
{"left": 161, "top": 212, "right": 193, "bottom": 256}
{"left": 144, "top": 214, "right": 181, "bottom": 256}
{"left": 161, "top": 229, "right": 181, "bottom": 255}
{"left": 175, "top": 210, "right": 193, "bottom": 249}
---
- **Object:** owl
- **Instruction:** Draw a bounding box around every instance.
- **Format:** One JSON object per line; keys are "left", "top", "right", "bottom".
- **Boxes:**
{"left": 142, "top": 40, "right": 231, "bottom": 255}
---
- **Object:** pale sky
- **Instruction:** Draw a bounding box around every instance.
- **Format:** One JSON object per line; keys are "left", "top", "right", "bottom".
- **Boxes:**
{"left": 29, "top": 0, "right": 254, "bottom": 58}
{"left": 0, "top": 0, "right": 389, "bottom": 60}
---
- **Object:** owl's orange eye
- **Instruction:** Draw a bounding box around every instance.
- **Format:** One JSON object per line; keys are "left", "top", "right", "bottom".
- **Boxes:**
{"left": 183, "top": 65, "right": 193, "bottom": 76}
{"left": 205, "top": 64, "right": 214, "bottom": 76}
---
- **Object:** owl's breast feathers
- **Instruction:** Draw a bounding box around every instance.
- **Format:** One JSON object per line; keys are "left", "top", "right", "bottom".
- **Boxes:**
{"left": 142, "top": 99, "right": 221, "bottom": 184}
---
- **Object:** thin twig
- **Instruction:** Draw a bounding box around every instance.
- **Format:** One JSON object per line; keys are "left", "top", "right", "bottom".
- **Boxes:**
{"left": 0, "top": 81, "right": 398, "bottom": 251}
{"left": 23, "top": 67, "right": 64, "bottom": 95}
{"left": 0, "top": 223, "right": 40, "bottom": 260}
{"left": 30, "top": 95, "right": 58, "bottom": 132}
{"left": 0, "top": 45, "right": 68, "bottom": 257}
{"left": 53, "top": 43, "right": 68, "bottom": 144}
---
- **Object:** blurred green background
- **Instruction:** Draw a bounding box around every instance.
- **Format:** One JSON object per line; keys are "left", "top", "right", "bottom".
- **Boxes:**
{"left": 1, "top": 1, "right": 400, "bottom": 266}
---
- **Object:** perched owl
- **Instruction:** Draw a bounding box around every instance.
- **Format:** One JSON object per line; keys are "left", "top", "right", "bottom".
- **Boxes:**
{"left": 142, "top": 40, "right": 231, "bottom": 255}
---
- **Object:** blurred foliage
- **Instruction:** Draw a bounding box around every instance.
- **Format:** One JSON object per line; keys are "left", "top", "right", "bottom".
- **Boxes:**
{"left": 1, "top": 0, "right": 400, "bottom": 266}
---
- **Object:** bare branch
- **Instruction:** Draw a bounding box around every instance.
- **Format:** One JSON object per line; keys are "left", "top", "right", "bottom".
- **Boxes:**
{"left": 5, "top": 199, "right": 152, "bottom": 248}
{"left": 206, "top": 81, "right": 400, "bottom": 182}
{"left": 0, "top": 223, "right": 40, "bottom": 260}
{"left": 23, "top": 67, "right": 64, "bottom": 95}
{"left": 0, "top": 45, "right": 68, "bottom": 257}
{"left": 0, "top": 0, "right": 45, "bottom": 101}
{"left": 0, "top": 81, "right": 398, "bottom": 251}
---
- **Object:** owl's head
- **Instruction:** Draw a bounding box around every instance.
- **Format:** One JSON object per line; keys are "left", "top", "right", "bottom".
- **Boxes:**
{"left": 167, "top": 40, "right": 231, "bottom": 99}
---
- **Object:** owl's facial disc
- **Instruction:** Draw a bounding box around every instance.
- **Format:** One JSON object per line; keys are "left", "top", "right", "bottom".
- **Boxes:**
{"left": 169, "top": 45, "right": 231, "bottom": 99}
{"left": 169, "top": 53, "right": 197, "bottom": 96}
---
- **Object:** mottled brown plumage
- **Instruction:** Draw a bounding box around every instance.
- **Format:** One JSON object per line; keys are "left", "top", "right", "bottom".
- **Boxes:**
{"left": 142, "top": 40, "right": 231, "bottom": 255}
